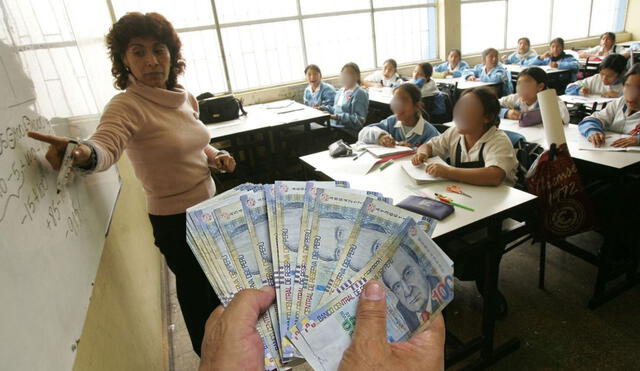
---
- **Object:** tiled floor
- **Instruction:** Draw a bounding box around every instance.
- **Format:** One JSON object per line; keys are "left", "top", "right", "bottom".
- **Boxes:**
{"left": 168, "top": 235, "right": 639, "bottom": 370}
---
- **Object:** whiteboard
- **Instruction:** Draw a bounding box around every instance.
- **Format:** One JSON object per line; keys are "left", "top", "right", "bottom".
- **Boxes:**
{"left": 0, "top": 43, "right": 121, "bottom": 370}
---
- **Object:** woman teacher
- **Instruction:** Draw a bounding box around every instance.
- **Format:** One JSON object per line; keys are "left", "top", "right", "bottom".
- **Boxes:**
{"left": 28, "top": 12, "right": 233, "bottom": 356}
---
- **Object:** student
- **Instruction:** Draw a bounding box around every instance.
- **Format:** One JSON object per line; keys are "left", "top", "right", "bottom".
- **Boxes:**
{"left": 363, "top": 58, "right": 401, "bottom": 88}
{"left": 323, "top": 62, "right": 369, "bottom": 137}
{"left": 303, "top": 64, "right": 336, "bottom": 108}
{"left": 578, "top": 63, "right": 640, "bottom": 148}
{"left": 462, "top": 48, "right": 513, "bottom": 96}
{"left": 565, "top": 54, "right": 627, "bottom": 98}
{"left": 500, "top": 67, "right": 570, "bottom": 123}
{"left": 579, "top": 32, "right": 620, "bottom": 58}
{"left": 433, "top": 49, "right": 469, "bottom": 78}
{"left": 411, "top": 87, "right": 519, "bottom": 186}
{"left": 358, "top": 83, "right": 440, "bottom": 147}
{"left": 525, "top": 37, "right": 579, "bottom": 80}
{"left": 409, "top": 62, "right": 438, "bottom": 97}
{"left": 503, "top": 37, "right": 538, "bottom": 65}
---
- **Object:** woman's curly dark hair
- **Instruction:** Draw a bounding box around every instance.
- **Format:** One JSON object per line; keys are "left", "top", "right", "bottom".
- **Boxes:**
{"left": 106, "top": 12, "right": 185, "bottom": 90}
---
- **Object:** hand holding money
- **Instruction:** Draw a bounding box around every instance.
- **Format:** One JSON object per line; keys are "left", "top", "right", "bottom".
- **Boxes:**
{"left": 338, "top": 281, "right": 445, "bottom": 371}
{"left": 199, "top": 287, "right": 276, "bottom": 371}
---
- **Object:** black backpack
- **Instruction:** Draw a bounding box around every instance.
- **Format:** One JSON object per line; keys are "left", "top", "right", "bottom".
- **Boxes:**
{"left": 514, "top": 140, "right": 544, "bottom": 191}
{"left": 197, "top": 92, "right": 247, "bottom": 124}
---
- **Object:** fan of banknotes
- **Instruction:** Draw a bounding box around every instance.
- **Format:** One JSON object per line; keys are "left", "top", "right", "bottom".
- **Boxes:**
{"left": 186, "top": 181, "right": 454, "bottom": 371}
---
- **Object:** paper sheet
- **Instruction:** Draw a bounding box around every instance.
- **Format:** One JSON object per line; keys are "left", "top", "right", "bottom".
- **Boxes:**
{"left": 401, "top": 157, "right": 449, "bottom": 183}
{"left": 365, "top": 144, "right": 414, "bottom": 158}
{"left": 577, "top": 133, "right": 640, "bottom": 152}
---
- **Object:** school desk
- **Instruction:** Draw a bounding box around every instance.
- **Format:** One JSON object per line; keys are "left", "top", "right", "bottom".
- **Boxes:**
{"left": 300, "top": 151, "right": 537, "bottom": 369}
{"left": 206, "top": 100, "right": 329, "bottom": 181}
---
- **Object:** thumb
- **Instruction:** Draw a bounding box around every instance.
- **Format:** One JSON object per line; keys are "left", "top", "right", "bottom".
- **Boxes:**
{"left": 352, "top": 280, "right": 387, "bottom": 345}
{"left": 224, "top": 286, "right": 275, "bottom": 324}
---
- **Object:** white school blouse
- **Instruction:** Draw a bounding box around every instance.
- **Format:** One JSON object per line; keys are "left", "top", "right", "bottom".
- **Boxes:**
{"left": 365, "top": 70, "right": 401, "bottom": 87}
{"left": 427, "top": 125, "right": 519, "bottom": 186}
{"left": 499, "top": 93, "right": 571, "bottom": 124}
{"left": 590, "top": 96, "right": 640, "bottom": 134}
{"left": 566, "top": 74, "right": 624, "bottom": 96}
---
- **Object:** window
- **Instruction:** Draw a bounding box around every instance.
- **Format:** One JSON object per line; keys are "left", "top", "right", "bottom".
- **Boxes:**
{"left": 0, "top": 0, "right": 99, "bottom": 118}
{"left": 461, "top": 0, "right": 628, "bottom": 54}
{"left": 110, "top": 0, "right": 437, "bottom": 94}
{"left": 461, "top": 0, "right": 506, "bottom": 54}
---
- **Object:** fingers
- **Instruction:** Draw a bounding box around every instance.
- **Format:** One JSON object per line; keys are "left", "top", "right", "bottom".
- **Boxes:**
{"left": 408, "top": 314, "right": 446, "bottom": 347}
{"left": 27, "top": 131, "right": 68, "bottom": 146}
{"left": 224, "top": 287, "right": 276, "bottom": 324}
{"left": 72, "top": 144, "right": 92, "bottom": 167}
{"left": 352, "top": 280, "right": 387, "bottom": 346}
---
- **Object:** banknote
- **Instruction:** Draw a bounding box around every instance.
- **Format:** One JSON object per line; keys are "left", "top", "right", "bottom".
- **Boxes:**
{"left": 290, "top": 181, "right": 350, "bottom": 332}
{"left": 321, "top": 197, "right": 438, "bottom": 303}
{"left": 291, "top": 218, "right": 454, "bottom": 371}
{"left": 274, "top": 181, "right": 309, "bottom": 359}
{"left": 298, "top": 187, "right": 392, "bottom": 322}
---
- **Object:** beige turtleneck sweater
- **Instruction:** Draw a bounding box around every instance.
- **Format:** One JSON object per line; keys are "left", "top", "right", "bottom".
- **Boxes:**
{"left": 89, "top": 77, "right": 219, "bottom": 215}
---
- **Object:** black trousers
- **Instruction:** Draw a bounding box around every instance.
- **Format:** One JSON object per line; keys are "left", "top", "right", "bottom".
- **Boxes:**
{"left": 148, "top": 213, "right": 220, "bottom": 357}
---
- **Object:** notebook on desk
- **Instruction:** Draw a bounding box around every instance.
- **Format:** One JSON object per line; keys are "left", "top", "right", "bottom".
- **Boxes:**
{"left": 365, "top": 144, "right": 414, "bottom": 158}
{"left": 401, "top": 157, "right": 449, "bottom": 184}
{"left": 578, "top": 134, "right": 640, "bottom": 152}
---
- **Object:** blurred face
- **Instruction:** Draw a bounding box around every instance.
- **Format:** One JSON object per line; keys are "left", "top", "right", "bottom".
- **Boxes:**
{"left": 550, "top": 41, "right": 563, "bottom": 57}
{"left": 412, "top": 65, "right": 425, "bottom": 80}
{"left": 484, "top": 50, "right": 499, "bottom": 69}
{"left": 391, "top": 89, "right": 419, "bottom": 124}
{"left": 516, "top": 74, "right": 544, "bottom": 103}
{"left": 453, "top": 92, "right": 491, "bottom": 134}
{"left": 123, "top": 37, "right": 171, "bottom": 89}
{"left": 599, "top": 68, "right": 620, "bottom": 86}
{"left": 306, "top": 69, "right": 321, "bottom": 89}
{"left": 340, "top": 67, "right": 357, "bottom": 88}
{"left": 383, "top": 247, "right": 431, "bottom": 312}
{"left": 600, "top": 34, "right": 614, "bottom": 49}
{"left": 518, "top": 39, "right": 530, "bottom": 54}
{"left": 383, "top": 61, "right": 396, "bottom": 79}
{"left": 624, "top": 74, "right": 640, "bottom": 112}
{"left": 448, "top": 51, "right": 460, "bottom": 67}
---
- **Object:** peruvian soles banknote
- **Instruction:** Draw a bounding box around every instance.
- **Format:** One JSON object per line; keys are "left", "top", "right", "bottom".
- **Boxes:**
{"left": 289, "top": 218, "right": 453, "bottom": 371}
{"left": 186, "top": 183, "right": 452, "bottom": 370}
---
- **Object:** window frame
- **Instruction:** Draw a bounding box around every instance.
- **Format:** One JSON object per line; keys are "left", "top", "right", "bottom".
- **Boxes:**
{"left": 461, "top": 0, "right": 628, "bottom": 53}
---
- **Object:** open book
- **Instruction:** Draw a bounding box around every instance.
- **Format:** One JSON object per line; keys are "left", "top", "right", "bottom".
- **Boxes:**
{"left": 401, "top": 157, "right": 450, "bottom": 184}
{"left": 578, "top": 133, "right": 640, "bottom": 152}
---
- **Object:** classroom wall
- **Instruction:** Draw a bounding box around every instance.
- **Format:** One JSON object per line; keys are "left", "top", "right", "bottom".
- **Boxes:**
{"left": 625, "top": 0, "right": 640, "bottom": 39}
{"left": 72, "top": 155, "right": 167, "bottom": 371}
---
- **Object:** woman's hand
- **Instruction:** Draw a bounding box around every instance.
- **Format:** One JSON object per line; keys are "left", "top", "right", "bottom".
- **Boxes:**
{"left": 541, "top": 51, "right": 551, "bottom": 59}
{"left": 506, "top": 109, "right": 522, "bottom": 120}
{"left": 397, "top": 141, "right": 411, "bottom": 148}
{"left": 212, "top": 153, "right": 236, "bottom": 173}
{"left": 426, "top": 163, "right": 449, "bottom": 178}
{"left": 549, "top": 61, "right": 559, "bottom": 68}
{"left": 338, "top": 281, "right": 445, "bottom": 371}
{"left": 467, "top": 76, "right": 477, "bottom": 81}
{"left": 378, "top": 134, "right": 396, "bottom": 147}
{"left": 612, "top": 136, "right": 638, "bottom": 148}
{"left": 27, "top": 131, "right": 92, "bottom": 170}
{"left": 580, "top": 87, "right": 590, "bottom": 96}
{"left": 588, "top": 132, "right": 606, "bottom": 147}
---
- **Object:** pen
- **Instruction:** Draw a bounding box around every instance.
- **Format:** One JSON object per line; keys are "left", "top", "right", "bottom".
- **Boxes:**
{"left": 435, "top": 192, "right": 475, "bottom": 211}
{"left": 352, "top": 151, "right": 365, "bottom": 161}
{"left": 379, "top": 160, "right": 394, "bottom": 171}
{"left": 277, "top": 107, "right": 305, "bottom": 114}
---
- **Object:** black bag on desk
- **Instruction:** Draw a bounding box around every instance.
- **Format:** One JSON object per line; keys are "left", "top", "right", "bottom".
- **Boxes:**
{"left": 197, "top": 93, "right": 247, "bottom": 124}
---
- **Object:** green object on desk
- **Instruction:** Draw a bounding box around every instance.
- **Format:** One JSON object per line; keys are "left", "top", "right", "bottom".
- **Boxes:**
{"left": 449, "top": 201, "right": 475, "bottom": 212}
{"left": 379, "top": 160, "right": 394, "bottom": 171}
